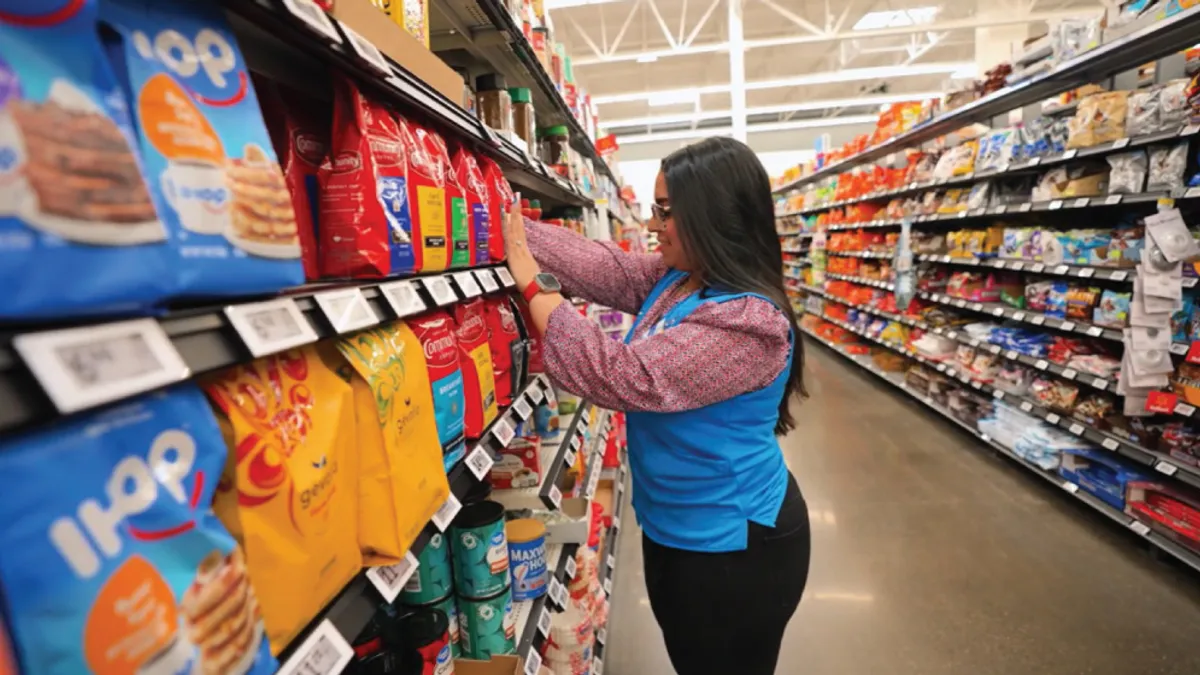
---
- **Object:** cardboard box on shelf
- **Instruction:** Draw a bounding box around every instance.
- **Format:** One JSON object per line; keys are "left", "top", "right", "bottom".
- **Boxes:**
{"left": 456, "top": 655, "right": 523, "bottom": 675}
{"left": 332, "top": 0, "right": 464, "bottom": 106}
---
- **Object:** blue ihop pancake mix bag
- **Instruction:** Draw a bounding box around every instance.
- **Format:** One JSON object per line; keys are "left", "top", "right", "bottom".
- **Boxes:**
{"left": 410, "top": 310, "right": 467, "bottom": 469}
{"left": 0, "top": 384, "right": 275, "bottom": 675}
{"left": 102, "top": 0, "right": 304, "bottom": 298}
{"left": 0, "top": 0, "right": 175, "bottom": 319}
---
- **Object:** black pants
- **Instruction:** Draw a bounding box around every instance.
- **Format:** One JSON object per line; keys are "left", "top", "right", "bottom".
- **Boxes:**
{"left": 642, "top": 472, "right": 810, "bottom": 675}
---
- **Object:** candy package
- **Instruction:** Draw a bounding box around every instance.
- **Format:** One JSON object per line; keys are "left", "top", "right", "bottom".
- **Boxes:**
{"left": 1066, "top": 286, "right": 1101, "bottom": 321}
{"left": 1094, "top": 290, "right": 1131, "bottom": 328}
{"left": 1106, "top": 151, "right": 1148, "bottom": 194}
{"left": 1045, "top": 281, "right": 1069, "bottom": 318}
{"left": 1147, "top": 142, "right": 1189, "bottom": 191}
{"left": 1031, "top": 376, "right": 1080, "bottom": 412}
{"left": 1067, "top": 91, "right": 1128, "bottom": 148}
{"left": 1126, "top": 88, "right": 1161, "bottom": 137}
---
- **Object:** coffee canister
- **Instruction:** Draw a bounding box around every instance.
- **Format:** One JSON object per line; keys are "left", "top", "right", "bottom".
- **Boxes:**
{"left": 393, "top": 608, "right": 454, "bottom": 675}
{"left": 401, "top": 532, "right": 454, "bottom": 605}
{"left": 450, "top": 501, "right": 510, "bottom": 598}
{"left": 505, "top": 519, "right": 547, "bottom": 601}
{"left": 403, "top": 593, "right": 461, "bottom": 659}
{"left": 457, "top": 586, "right": 516, "bottom": 660}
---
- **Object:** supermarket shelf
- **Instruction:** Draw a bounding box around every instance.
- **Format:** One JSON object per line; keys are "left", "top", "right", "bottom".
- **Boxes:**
{"left": 829, "top": 250, "right": 894, "bottom": 260}
{"left": 915, "top": 254, "right": 1147, "bottom": 284}
{"left": 826, "top": 273, "right": 894, "bottom": 291}
{"left": 777, "top": 231, "right": 816, "bottom": 238}
{"left": 0, "top": 266, "right": 519, "bottom": 433}
{"left": 914, "top": 289, "right": 1124, "bottom": 342}
{"left": 801, "top": 326, "right": 1200, "bottom": 575}
{"left": 592, "top": 461, "right": 629, "bottom": 674}
{"left": 514, "top": 542, "right": 573, "bottom": 657}
{"left": 772, "top": 6, "right": 1200, "bottom": 191}
{"left": 541, "top": 405, "right": 590, "bottom": 508}
{"left": 274, "top": 374, "right": 550, "bottom": 667}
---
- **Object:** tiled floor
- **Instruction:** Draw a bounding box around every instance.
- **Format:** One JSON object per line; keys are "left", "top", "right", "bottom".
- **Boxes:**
{"left": 604, "top": 343, "right": 1200, "bottom": 674}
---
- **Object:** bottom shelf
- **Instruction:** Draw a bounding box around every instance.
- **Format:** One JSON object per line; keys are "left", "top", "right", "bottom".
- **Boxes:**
{"left": 801, "top": 326, "right": 1200, "bottom": 574}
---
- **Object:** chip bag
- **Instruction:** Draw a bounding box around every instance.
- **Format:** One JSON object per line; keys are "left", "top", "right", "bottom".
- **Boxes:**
{"left": 399, "top": 118, "right": 448, "bottom": 272}
{"left": 0, "top": 384, "right": 275, "bottom": 675}
{"left": 438, "top": 136, "right": 471, "bottom": 268}
{"left": 480, "top": 155, "right": 514, "bottom": 262}
{"left": 484, "top": 295, "right": 523, "bottom": 406}
{"left": 455, "top": 148, "right": 491, "bottom": 266}
{"left": 410, "top": 311, "right": 467, "bottom": 468}
{"left": 453, "top": 299, "right": 499, "bottom": 437}
{"left": 204, "top": 346, "right": 362, "bottom": 653}
{"left": 333, "top": 324, "right": 450, "bottom": 564}
{"left": 319, "top": 76, "right": 415, "bottom": 277}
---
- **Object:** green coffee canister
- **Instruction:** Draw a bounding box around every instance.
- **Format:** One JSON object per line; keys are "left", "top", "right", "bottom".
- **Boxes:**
{"left": 400, "top": 532, "right": 453, "bottom": 605}
{"left": 457, "top": 586, "right": 516, "bottom": 660}
{"left": 450, "top": 500, "right": 510, "bottom": 599}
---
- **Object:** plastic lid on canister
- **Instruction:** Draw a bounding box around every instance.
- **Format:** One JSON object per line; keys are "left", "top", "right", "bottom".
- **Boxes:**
{"left": 476, "top": 73, "right": 508, "bottom": 92}
{"left": 508, "top": 87, "right": 533, "bottom": 104}
{"left": 505, "top": 518, "right": 546, "bottom": 544}
{"left": 451, "top": 500, "right": 505, "bottom": 529}
{"left": 391, "top": 608, "right": 450, "bottom": 651}
{"left": 541, "top": 125, "right": 570, "bottom": 137}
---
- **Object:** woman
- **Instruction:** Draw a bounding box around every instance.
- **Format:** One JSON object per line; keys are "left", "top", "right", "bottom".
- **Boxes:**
{"left": 506, "top": 137, "right": 809, "bottom": 674}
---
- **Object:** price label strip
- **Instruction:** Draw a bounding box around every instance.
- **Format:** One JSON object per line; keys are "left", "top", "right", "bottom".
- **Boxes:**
{"left": 593, "top": 657, "right": 604, "bottom": 675}
{"left": 277, "top": 619, "right": 354, "bottom": 675}
{"left": 280, "top": 0, "right": 342, "bottom": 43}
{"left": 491, "top": 415, "right": 517, "bottom": 447}
{"left": 314, "top": 288, "right": 380, "bottom": 334}
{"left": 340, "top": 22, "right": 391, "bottom": 74}
{"left": 549, "top": 579, "right": 568, "bottom": 607}
{"left": 537, "top": 606, "right": 553, "bottom": 637}
{"left": 452, "top": 271, "right": 483, "bottom": 298}
{"left": 465, "top": 445, "right": 495, "bottom": 480}
{"left": 496, "top": 267, "right": 517, "bottom": 287}
{"left": 431, "top": 493, "right": 463, "bottom": 532}
{"left": 1129, "top": 520, "right": 1151, "bottom": 536}
{"left": 514, "top": 396, "right": 534, "bottom": 420}
{"left": 365, "top": 551, "right": 419, "bottom": 603}
{"left": 474, "top": 268, "right": 501, "bottom": 292}
{"left": 523, "top": 648, "right": 543, "bottom": 675}
{"left": 565, "top": 555, "right": 578, "bottom": 579}
{"left": 226, "top": 298, "right": 319, "bottom": 358}
{"left": 547, "top": 484, "right": 563, "bottom": 509}
{"left": 379, "top": 280, "right": 427, "bottom": 318}
{"left": 422, "top": 275, "right": 459, "bottom": 306}
{"left": 15, "top": 318, "right": 191, "bottom": 415}
{"left": 597, "top": 627, "right": 608, "bottom": 646}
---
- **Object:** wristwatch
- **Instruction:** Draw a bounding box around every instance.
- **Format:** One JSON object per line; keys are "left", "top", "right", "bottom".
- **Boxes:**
{"left": 522, "top": 272, "right": 562, "bottom": 303}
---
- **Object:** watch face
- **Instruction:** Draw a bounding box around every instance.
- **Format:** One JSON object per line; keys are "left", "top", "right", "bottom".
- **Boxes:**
{"left": 535, "top": 272, "right": 562, "bottom": 293}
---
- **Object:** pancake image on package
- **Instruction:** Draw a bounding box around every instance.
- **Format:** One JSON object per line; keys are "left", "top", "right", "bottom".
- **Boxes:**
{"left": 225, "top": 143, "right": 301, "bottom": 259}
{"left": 0, "top": 384, "right": 275, "bottom": 675}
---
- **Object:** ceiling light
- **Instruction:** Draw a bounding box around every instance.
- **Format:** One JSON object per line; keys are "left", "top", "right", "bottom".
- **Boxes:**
{"left": 615, "top": 115, "right": 877, "bottom": 144}
{"left": 852, "top": 7, "right": 939, "bottom": 31}
{"left": 647, "top": 90, "right": 700, "bottom": 107}
{"left": 636, "top": 54, "right": 659, "bottom": 63}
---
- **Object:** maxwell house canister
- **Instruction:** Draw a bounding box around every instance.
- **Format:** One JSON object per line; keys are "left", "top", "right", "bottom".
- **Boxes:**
{"left": 450, "top": 501, "right": 510, "bottom": 599}
{"left": 457, "top": 586, "right": 516, "bottom": 660}
{"left": 505, "top": 519, "right": 547, "bottom": 601}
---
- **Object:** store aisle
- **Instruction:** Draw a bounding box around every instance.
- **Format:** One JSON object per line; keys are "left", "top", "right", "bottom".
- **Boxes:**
{"left": 604, "top": 343, "right": 1200, "bottom": 675}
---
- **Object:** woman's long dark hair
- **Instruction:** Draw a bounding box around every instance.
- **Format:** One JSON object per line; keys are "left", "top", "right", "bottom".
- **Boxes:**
{"left": 661, "top": 137, "right": 807, "bottom": 434}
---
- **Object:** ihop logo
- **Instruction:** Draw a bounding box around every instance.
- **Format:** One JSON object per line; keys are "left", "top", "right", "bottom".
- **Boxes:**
{"left": 177, "top": 183, "right": 230, "bottom": 213}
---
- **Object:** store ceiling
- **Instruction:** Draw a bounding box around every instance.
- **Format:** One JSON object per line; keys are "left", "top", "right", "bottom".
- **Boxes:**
{"left": 549, "top": 0, "right": 1108, "bottom": 141}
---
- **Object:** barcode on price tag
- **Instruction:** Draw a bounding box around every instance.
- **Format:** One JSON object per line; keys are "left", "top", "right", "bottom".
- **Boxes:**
{"left": 597, "top": 628, "right": 608, "bottom": 646}
{"left": 1092, "top": 377, "right": 1109, "bottom": 389}
{"left": 1061, "top": 369, "right": 1077, "bottom": 380}
{"left": 529, "top": 384, "right": 546, "bottom": 404}
{"left": 1069, "top": 424, "right": 1084, "bottom": 435}
{"left": 365, "top": 551, "right": 419, "bottom": 603}
{"left": 1105, "top": 194, "right": 1123, "bottom": 205}
{"left": 422, "top": 276, "right": 458, "bottom": 306}
{"left": 474, "top": 268, "right": 501, "bottom": 292}
{"left": 15, "top": 318, "right": 191, "bottom": 415}
{"left": 549, "top": 579, "right": 567, "bottom": 606}
{"left": 1035, "top": 360, "right": 1049, "bottom": 370}
{"left": 514, "top": 396, "right": 534, "bottom": 420}
{"left": 496, "top": 268, "right": 517, "bottom": 287}
{"left": 341, "top": 22, "right": 391, "bottom": 74}
{"left": 314, "top": 288, "right": 379, "bottom": 333}
{"left": 1062, "top": 482, "right": 1079, "bottom": 494}
{"left": 523, "top": 649, "right": 543, "bottom": 675}
{"left": 565, "top": 554, "right": 577, "bottom": 579}
{"left": 491, "top": 416, "right": 516, "bottom": 446}
{"left": 1130, "top": 520, "right": 1151, "bottom": 536}
{"left": 452, "top": 271, "right": 483, "bottom": 297}
{"left": 1155, "top": 460, "right": 1179, "bottom": 476}
{"left": 570, "top": 435, "right": 582, "bottom": 453}
{"left": 547, "top": 484, "right": 562, "bottom": 508}
{"left": 1073, "top": 198, "right": 1090, "bottom": 208}
{"left": 537, "top": 606, "right": 552, "bottom": 637}
{"left": 1102, "top": 438, "right": 1120, "bottom": 451}
{"left": 1085, "top": 326, "right": 1104, "bottom": 337}
{"left": 1032, "top": 316, "right": 1046, "bottom": 325}
{"left": 993, "top": 390, "right": 1005, "bottom": 399}
{"left": 603, "top": 577, "right": 613, "bottom": 595}
{"left": 277, "top": 619, "right": 354, "bottom": 675}
{"left": 225, "top": 298, "right": 318, "bottom": 358}
{"left": 1020, "top": 401, "right": 1034, "bottom": 412}
{"left": 379, "top": 280, "right": 426, "bottom": 317}
{"left": 466, "top": 445, "right": 495, "bottom": 480}
{"left": 607, "top": 554, "right": 616, "bottom": 571}
{"left": 1045, "top": 413, "right": 1061, "bottom": 425}
{"left": 593, "top": 657, "right": 604, "bottom": 675}
{"left": 281, "top": 0, "right": 342, "bottom": 42}
{"left": 582, "top": 408, "right": 592, "bottom": 425}
{"left": 1060, "top": 321, "right": 1077, "bottom": 331}
{"left": 1013, "top": 312, "right": 1026, "bottom": 321}
{"left": 431, "top": 493, "right": 462, "bottom": 532}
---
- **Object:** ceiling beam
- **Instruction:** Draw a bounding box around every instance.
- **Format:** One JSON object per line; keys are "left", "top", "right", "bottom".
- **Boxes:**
{"left": 572, "top": 8, "right": 1098, "bottom": 66}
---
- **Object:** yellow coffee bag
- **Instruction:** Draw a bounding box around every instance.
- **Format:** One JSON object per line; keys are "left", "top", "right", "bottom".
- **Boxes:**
{"left": 336, "top": 322, "right": 450, "bottom": 564}
{"left": 204, "top": 345, "right": 363, "bottom": 654}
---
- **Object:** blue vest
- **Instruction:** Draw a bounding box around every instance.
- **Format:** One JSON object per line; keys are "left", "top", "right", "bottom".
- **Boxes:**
{"left": 625, "top": 269, "right": 791, "bottom": 553}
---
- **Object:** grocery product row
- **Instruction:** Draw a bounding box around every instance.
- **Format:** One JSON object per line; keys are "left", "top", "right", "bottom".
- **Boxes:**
{"left": 771, "top": 5, "right": 1200, "bottom": 191}
{"left": 801, "top": 321, "right": 1200, "bottom": 575}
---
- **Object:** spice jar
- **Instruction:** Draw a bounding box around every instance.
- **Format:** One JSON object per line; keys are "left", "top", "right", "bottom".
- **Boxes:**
{"left": 509, "top": 87, "right": 535, "bottom": 152}
{"left": 539, "top": 125, "right": 570, "bottom": 167}
{"left": 532, "top": 26, "right": 550, "bottom": 73}
{"left": 476, "top": 73, "right": 512, "bottom": 133}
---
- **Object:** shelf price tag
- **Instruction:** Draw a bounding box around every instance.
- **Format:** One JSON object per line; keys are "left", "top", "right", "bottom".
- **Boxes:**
{"left": 1102, "top": 438, "right": 1120, "bottom": 451}
{"left": 378, "top": 280, "right": 426, "bottom": 317}
{"left": 1113, "top": 138, "right": 1131, "bottom": 149}
{"left": 1031, "top": 316, "right": 1046, "bottom": 325}
{"left": 523, "top": 649, "right": 543, "bottom": 675}
{"left": 1060, "top": 321, "right": 1077, "bottom": 332}
{"left": 1049, "top": 200, "right": 1064, "bottom": 210}
{"left": 1073, "top": 198, "right": 1090, "bottom": 209}
{"left": 1105, "top": 194, "right": 1123, "bottom": 205}
{"left": 1129, "top": 520, "right": 1151, "bottom": 536}
{"left": 1019, "top": 203, "right": 1033, "bottom": 212}
{"left": 365, "top": 551, "right": 419, "bottom": 603}
{"left": 1035, "top": 360, "right": 1049, "bottom": 370}
{"left": 422, "top": 276, "right": 458, "bottom": 306}
{"left": 537, "top": 606, "right": 553, "bottom": 638}
{"left": 514, "top": 396, "right": 534, "bottom": 420}
{"left": 341, "top": 22, "right": 391, "bottom": 74}
{"left": 431, "top": 493, "right": 462, "bottom": 532}
{"left": 1109, "top": 270, "right": 1129, "bottom": 281}
{"left": 1061, "top": 369, "right": 1077, "bottom": 380}
{"left": 607, "top": 553, "right": 617, "bottom": 571}
{"left": 1177, "top": 403, "right": 1197, "bottom": 417}
{"left": 496, "top": 268, "right": 517, "bottom": 287}
{"left": 593, "top": 658, "right": 604, "bottom": 675}
{"left": 281, "top": 0, "right": 343, "bottom": 43}
{"left": 465, "top": 445, "right": 495, "bottom": 480}
{"left": 1012, "top": 312, "right": 1026, "bottom": 321}
{"left": 1062, "top": 481, "right": 1079, "bottom": 494}
{"left": 603, "top": 577, "right": 613, "bottom": 595}
{"left": 613, "top": 515, "right": 622, "bottom": 531}
{"left": 1155, "top": 460, "right": 1179, "bottom": 476}
{"left": 314, "top": 288, "right": 380, "bottom": 334}
{"left": 491, "top": 416, "right": 516, "bottom": 447}
{"left": 565, "top": 555, "right": 578, "bottom": 579}
{"left": 597, "top": 627, "right": 608, "bottom": 646}
{"left": 1062, "top": 149, "right": 1078, "bottom": 160}
{"left": 226, "top": 298, "right": 318, "bottom": 358}
{"left": 1069, "top": 424, "right": 1084, "bottom": 435}
{"left": 1078, "top": 268, "right": 1095, "bottom": 279}
{"left": 1092, "top": 376, "right": 1109, "bottom": 389}
{"left": 1045, "top": 413, "right": 1061, "bottom": 425}
{"left": 529, "top": 384, "right": 546, "bottom": 404}
{"left": 1030, "top": 264, "right": 1045, "bottom": 273}
{"left": 452, "top": 271, "right": 483, "bottom": 298}
{"left": 993, "top": 390, "right": 1005, "bottom": 400}
{"left": 547, "top": 484, "right": 563, "bottom": 509}
{"left": 14, "top": 318, "right": 191, "bottom": 415}
{"left": 276, "top": 619, "right": 354, "bottom": 675}
{"left": 474, "top": 268, "right": 501, "bottom": 292}
{"left": 549, "top": 579, "right": 568, "bottom": 607}
{"left": 1020, "top": 401, "right": 1034, "bottom": 412}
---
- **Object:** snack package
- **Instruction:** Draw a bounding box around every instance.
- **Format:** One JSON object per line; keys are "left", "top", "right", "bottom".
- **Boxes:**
{"left": 104, "top": 0, "right": 305, "bottom": 297}
{"left": 1066, "top": 286, "right": 1100, "bottom": 321}
{"left": 1094, "top": 290, "right": 1131, "bottom": 328}
{"left": 491, "top": 422, "right": 541, "bottom": 489}
{"left": 319, "top": 76, "right": 414, "bottom": 277}
{"left": 1031, "top": 376, "right": 1080, "bottom": 412}
{"left": 0, "top": 385, "right": 276, "bottom": 675}
{"left": 480, "top": 155, "right": 513, "bottom": 262}
{"left": 334, "top": 324, "right": 450, "bottom": 564}
{"left": 436, "top": 136, "right": 470, "bottom": 268}
{"left": 257, "top": 79, "right": 328, "bottom": 281}
{"left": 1147, "top": 142, "right": 1189, "bottom": 191}
{"left": 400, "top": 119, "right": 449, "bottom": 271}
{"left": 204, "top": 346, "right": 363, "bottom": 653}
{"left": 1126, "top": 87, "right": 1161, "bottom": 137}
{"left": 1106, "top": 151, "right": 1148, "bottom": 194}
{"left": 484, "top": 295, "right": 523, "bottom": 406}
{"left": 1067, "top": 91, "right": 1128, "bottom": 148}
{"left": 453, "top": 299, "right": 499, "bottom": 438}
{"left": 0, "top": 0, "right": 173, "bottom": 319}
{"left": 455, "top": 148, "right": 491, "bottom": 266}
{"left": 410, "top": 311, "right": 467, "bottom": 467}
{"left": 1044, "top": 281, "right": 1069, "bottom": 318}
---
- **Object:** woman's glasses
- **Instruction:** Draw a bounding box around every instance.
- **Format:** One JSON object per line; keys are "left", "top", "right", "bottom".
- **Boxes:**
{"left": 651, "top": 203, "right": 672, "bottom": 221}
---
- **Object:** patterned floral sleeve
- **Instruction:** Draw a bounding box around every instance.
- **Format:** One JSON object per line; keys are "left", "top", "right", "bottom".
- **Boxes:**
{"left": 524, "top": 219, "right": 667, "bottom": 315}
{"left": 541, "top": 295, "right": 792, "bottom": 413}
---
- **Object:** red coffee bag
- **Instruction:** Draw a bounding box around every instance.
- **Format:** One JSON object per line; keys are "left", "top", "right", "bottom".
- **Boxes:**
{"left": 452, "top": 300, "right": 499, "bottom": 438}
{"left": 484, "top": 296, "right": 522, "bottom": 405}
{"left": 480, "top": 155, "right": 514, "bottom": 262}
{"left": 408, "top": 311, "right": 466, "bottom": 456}
{"left": 437, "top": 136, "right": 471, "bottom": 269}
{"left": 399, "top": 118, "right": 448, "bottom": 272}
{"left": 455, "top": 148, "right": 491, "bottom": 267}
{"left": 318, "top": 76, "right": 415, "bottom": 278}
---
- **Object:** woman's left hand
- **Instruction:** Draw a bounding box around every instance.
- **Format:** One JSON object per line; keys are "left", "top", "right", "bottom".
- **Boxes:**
{"left": 503, "top": 203, "right": 541, "bottom": 291}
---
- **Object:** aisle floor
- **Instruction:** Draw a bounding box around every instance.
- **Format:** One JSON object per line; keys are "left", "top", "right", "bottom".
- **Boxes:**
{"left": 604, "top": 343, "right": 1200, "bottom": 675}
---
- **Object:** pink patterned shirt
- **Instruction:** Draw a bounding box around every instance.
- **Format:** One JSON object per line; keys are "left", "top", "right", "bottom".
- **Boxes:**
{"left": 526, "top": 221, "right": 791, "bottom": 413}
